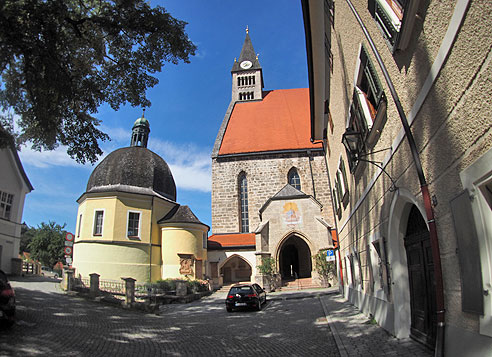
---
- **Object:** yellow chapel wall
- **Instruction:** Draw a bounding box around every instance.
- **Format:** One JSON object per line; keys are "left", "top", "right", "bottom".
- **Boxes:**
{"left": 73, "top": 193, "right": 175, "bottom": 282}
{"left": 161, "top": 224, "right": 208, "bottom": 279}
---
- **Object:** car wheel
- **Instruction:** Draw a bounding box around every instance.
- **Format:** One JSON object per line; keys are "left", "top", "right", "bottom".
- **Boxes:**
{"left": 226, "top": 306, "right": 233, "bottom": 313}
{"left": 256, "top": 299, "right": 262, "bottom": 311}
{"left": 54, "top": 274, "right": 58, "bottom": 278}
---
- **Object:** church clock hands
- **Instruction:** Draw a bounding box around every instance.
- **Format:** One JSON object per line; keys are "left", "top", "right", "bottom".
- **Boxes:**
{"left": 240, "top": 60, "right": 252, "bottom": 69}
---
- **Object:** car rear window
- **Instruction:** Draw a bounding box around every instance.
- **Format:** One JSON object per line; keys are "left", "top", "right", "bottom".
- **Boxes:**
{"left": 229, "top": 286, "right": 253, "bottom": 294}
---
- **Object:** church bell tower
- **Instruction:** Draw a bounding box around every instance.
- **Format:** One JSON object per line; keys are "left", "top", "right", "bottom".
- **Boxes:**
{"left": 231, "top": 27, "right": 264, "bottom": 102}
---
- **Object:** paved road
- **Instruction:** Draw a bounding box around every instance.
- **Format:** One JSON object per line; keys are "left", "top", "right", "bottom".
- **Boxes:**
{"left": 1, "top": 278, "right": 339, "bottom": 356}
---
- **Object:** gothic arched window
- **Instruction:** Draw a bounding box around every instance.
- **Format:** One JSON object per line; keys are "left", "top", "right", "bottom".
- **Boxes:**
{"left": 288, "top": 168, "right": 301, "bottom": 191}
{"left": 238, "top": 173, "right": 249, "bottom": 233}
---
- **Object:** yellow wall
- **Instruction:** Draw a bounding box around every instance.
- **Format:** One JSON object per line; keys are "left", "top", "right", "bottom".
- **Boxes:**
{"left": 73, "top": 192, "right": 176, "bottom": 282}
{"left": 161, "top": 224, "right": 208, "bottom": 279}
{"left": 73, "top": 241, "right": 153, "bottom": 282}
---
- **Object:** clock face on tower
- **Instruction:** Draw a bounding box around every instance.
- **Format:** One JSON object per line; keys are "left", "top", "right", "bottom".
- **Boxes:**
{"left": 240, "top": 60, "right": 252, "bottom": 69}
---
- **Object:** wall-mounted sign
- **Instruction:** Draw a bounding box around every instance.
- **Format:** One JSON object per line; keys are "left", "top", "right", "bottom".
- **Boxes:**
{"left": 326, "top": 249, "right": 336, "bottom": 262}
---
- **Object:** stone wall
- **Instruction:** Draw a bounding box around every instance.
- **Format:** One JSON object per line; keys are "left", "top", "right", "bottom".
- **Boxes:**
{"left": 211, "top": 151, "right": 333, "bottom": 233}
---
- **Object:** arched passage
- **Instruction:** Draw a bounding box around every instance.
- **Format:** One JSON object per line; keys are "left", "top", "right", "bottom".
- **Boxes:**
{"left": 404, "top": 205, "right": 437, "bottom": 348}
{"left": 220, "top": 255, "right": 252, "bottom": 284}
{"left": 278, "top": 235, "right": 312, "bottom": 279}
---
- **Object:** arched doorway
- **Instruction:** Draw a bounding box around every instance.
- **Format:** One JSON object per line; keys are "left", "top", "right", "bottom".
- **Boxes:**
{"left": 220, "top": 255, "right": 252, "bottom": 284}
{"left": 404, "top": 205, "right": 436, "bottom": 348}
{"left": 279, "top": 235, "right": 312, "bottom": 279}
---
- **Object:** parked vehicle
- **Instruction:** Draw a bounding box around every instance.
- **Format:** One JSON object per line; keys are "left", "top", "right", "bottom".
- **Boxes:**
{"left": 225, "top": 283, "right": 266, "bottom": 312}
{"left": 41, "top": 266, "right": 59, "bottom": 278}
{"left": 0, "top": 270, "right": 15, "bottom": 327}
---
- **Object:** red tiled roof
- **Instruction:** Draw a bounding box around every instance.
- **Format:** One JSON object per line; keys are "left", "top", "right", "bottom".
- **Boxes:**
{"left": 218, "top": 88, "right": 322, "bottom": 155}
{"left": 208, "top": 233, "right": 255, "bottom": 249}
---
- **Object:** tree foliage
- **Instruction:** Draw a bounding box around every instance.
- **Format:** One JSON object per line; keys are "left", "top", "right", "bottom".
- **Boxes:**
{"left": 313, "top": 250, "right": 336, "bottom": 285}
{"left": 27, "top": 221, "right": 66, "bottom": 268}
{"left": 0, "top": 0, "right": 196, "bottom": 163}
{"left": 20, "top": 223, "right": 34, "bottom": 253}
{"left": 257, "top": 257, "right": 276, "bottom": 277}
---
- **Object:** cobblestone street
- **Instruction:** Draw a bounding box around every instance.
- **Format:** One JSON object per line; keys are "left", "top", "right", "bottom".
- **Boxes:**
{"left": 0, "top": 278, "right": 432, "bottom": 356}
{"left": 1, "top": 278, "right": 338, "bottom": 356}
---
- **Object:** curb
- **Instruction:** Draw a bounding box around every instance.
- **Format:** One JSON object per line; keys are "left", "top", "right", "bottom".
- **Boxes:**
{"left": 319, "top": 295, "right": 348, "bottom": 357}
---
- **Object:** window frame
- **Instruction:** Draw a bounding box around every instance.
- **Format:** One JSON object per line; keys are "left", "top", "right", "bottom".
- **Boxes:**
{"left": 93, "top": 209, "right": 105, "bottom": 237}
{"left": 238, "top": 172, "right": 249, "bottom": 233}
{"left": 126, "top": 210, "right": 141, "bottom": 239}
{"left": 368, "top": 0, "right": 421, "bottom": 52}
{"left": 0, "top": 190, "right": 14, "bottom": 221}
{"left": 202, "top": 232, "right": 207, "bottom": 249}
{"left": 288, "top": 167, "right": 302, "bottom": 191}
{"left": 77, "top": 214, "right": 83, "bottom": 238}
{"left": 343, "top": 44, "right": 387, "bottom": 173}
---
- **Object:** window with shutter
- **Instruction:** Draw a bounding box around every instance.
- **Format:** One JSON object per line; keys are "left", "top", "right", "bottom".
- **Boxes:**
{"left": 368, "top": 0, "right": 420, "bottom": 52}
{"left": 343, "top": 44, "right": 387, "bottom": 173}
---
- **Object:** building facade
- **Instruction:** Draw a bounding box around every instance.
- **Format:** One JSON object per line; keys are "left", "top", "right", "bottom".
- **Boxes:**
{"left": 73, "top": 115, "right": 209, "bottom": 282}
{"left": 0, "top": 144, "right": 33, "bottom": 274}
{"left": 210, "top": 30, "right": 335, "bottom": 289}
{"left": 303, "top": 0, "right": 492, "bottom": 355}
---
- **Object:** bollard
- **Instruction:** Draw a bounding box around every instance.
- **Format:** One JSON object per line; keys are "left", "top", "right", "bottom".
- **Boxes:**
{"left": 89, "top": 273, "right": 100, "bottom": 297}
{"left": 176, "top": 280, "right": 187, "bottom": 296}
{"left": 63, "top": 268, "right": 75, "bottom": 291}
{"left": 121, "top": 277, "right": 136, "bottom": 306}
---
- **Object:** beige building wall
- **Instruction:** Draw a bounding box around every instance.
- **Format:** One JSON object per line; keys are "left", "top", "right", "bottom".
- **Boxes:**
{"left": 212, "top": 152, "right": 333, "bottom": 233}
{"left": 305, "top": 0, "right": 492, "bottom": 354}
{"left": 0, "top": 148, "right": 31, "bottom": 274}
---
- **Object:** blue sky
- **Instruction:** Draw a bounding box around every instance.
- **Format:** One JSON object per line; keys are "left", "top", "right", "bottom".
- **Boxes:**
{"left": 18, "top": 0, "right": 309, "bottom": 234}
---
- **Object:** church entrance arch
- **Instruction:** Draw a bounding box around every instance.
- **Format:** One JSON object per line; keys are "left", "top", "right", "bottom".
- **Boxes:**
{"left": 278, "top": 234, "right": 312, "bottom": 279}
{"left": 404, "top": 205, "right": 437, "bottom": 348}
{"left": 220, "top": 255, "right": 252, "bottom": 284}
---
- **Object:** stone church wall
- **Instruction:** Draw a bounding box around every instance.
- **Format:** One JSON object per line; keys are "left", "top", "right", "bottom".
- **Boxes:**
{"left": 211, "top": 152, "right": 333, "bottom": 233}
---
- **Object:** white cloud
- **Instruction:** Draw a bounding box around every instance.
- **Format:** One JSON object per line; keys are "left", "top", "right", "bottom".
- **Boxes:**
{"left": 18, "top": 131, "right": 212, "bottom": 193}
{"left": 99, "top": 125, "right": 129, "bottom": 144}
{"left": 18, "top": 145, "right": 91, "bottom": 169}
{"left": 149, "top": 138, "right": 211, "bottom": 192}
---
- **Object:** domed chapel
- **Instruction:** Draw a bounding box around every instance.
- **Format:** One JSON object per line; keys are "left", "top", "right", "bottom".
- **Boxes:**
{"left": 72, "top": 113, "right": 209, "bottom": 282}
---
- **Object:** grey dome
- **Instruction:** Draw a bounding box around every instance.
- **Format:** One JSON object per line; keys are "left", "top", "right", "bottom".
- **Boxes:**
{"left": 87, "top": 146, "right": 176, "bottom": 201}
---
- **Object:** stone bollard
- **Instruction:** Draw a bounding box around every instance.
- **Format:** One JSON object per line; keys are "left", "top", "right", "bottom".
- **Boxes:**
{"left": 176, "top": 280, "right": 187, "bottom": 296}
{"left": 122, "top": 277, "right": 136, "bottom": 306}
{"left": 89, "top": 273, "right": 100, "bottom": 297}
{"left": 63, "top": 268, "right": 75, "bottom": 291}
{"left": 10, "top": 258, "right": 22, "bottom": 276}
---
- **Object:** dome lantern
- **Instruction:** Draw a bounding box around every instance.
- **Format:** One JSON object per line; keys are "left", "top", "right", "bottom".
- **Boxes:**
{"left": 131, "top": 109, "right": 150, "bottom": 148}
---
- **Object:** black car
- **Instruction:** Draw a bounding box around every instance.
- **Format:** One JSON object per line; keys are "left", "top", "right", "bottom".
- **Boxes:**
{"left": 225, "top": 283, "right": 267, "bottom": 312}
{"left": 0, "top": 270, "right": 15, "bottom": 327}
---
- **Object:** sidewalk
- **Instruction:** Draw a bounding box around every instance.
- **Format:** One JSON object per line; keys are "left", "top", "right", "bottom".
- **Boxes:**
{"left": 319, "top": 294, "right": 433, "bottom": 357}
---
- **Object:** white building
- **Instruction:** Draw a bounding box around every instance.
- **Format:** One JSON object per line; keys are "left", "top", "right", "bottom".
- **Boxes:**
{"left": 0, "top": 145, "right": 33, "bottom": 274}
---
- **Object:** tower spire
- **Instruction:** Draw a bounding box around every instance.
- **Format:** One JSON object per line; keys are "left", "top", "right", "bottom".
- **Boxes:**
{"left": 230, "top": 28, "right": 264, "bottom": 102}
{"left": 131, "top": 110, "right": 150, "bottom": 148}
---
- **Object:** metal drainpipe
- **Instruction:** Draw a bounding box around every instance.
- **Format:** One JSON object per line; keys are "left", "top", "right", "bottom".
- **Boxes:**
{"left": 307, "top": 150, "right": 317, "bottom": 198}
{"left": 149, "top": 196, "right": 154, "bottom": 283}
{"left": 344, "top": 1, "right": 445, "bottom": 355}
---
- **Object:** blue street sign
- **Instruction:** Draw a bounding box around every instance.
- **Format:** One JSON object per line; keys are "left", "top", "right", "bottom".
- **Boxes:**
{"left": 326, "top": 249, "right": 336, "bottom": 261}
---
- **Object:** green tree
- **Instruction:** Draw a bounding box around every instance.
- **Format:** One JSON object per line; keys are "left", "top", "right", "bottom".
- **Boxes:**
{"left": 0, "top": 0, "right": 196, "bottom": 163}
{"left": 28, "top": 221, "right": 66, "bottom": 268}
{"left": 257, "top": 257, "right": 276, "bottom": 277}
{"left": 20, "top": 223, "right": 34, "bottom": 253}
{"left": 313, "top": 250, "right": 337, "bottom": 286}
